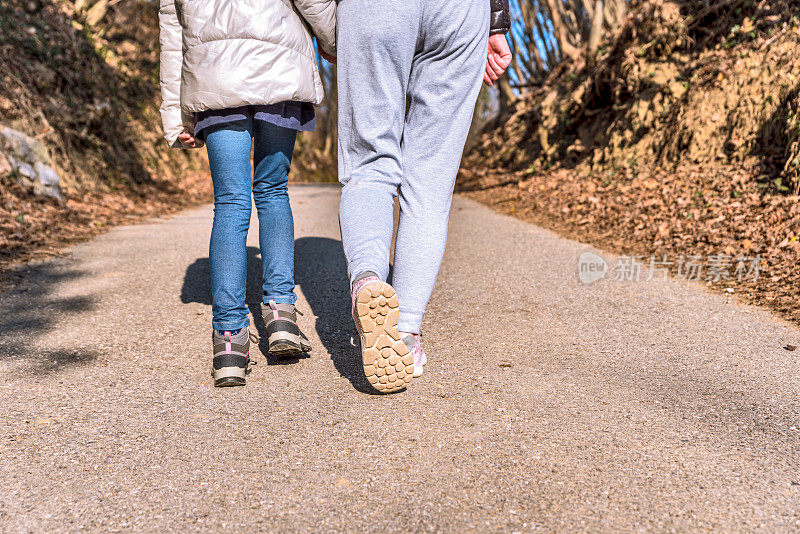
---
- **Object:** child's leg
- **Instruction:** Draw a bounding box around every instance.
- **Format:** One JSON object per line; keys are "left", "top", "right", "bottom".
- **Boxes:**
{"left": 393, "top": 0, "right": 490, "bottom": 335}
{"left": 252, "top": 122, "right": 314, "bottom": 357}
{"left": 251, "top": 121, "right": 298, "bottom": 305}
{"left": 205, "top": 121, "right": 255, "bottom": 332}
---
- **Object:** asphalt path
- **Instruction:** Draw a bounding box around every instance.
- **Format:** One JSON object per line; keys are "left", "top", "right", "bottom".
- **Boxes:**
{"left": 1, "top": 184, "right": 799, "bottom": 532}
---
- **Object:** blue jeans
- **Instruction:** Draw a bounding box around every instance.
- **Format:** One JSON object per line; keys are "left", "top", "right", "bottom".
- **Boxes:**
{"left": 205, "top": 119, "right": 298, "bottom": 331}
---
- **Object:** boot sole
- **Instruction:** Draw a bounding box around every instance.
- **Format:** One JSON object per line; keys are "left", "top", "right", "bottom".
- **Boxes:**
{"left": 354, "top": 281, "right": 414, "bottom": 393}
{"left": 268, "top": 331, "right": 311, "bottom": 358}
{"left": 213, "top": 366, "right": 247, "bottom": 387}
{"left": 214, "top": 375, "right": 246, "bottom": 387}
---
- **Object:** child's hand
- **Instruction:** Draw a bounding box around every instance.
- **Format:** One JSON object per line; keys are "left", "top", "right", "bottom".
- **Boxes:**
{"left": 484, "top": 34, "right": 512, "bottom": 86}
{"left": 178, "top": 129, "right": 198, "bottom": 148}
{"left": 320, "top": 49, "right": 336, "bottom": 64}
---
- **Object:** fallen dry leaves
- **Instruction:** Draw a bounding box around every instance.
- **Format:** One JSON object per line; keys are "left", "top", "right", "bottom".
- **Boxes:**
{"left": 460, "top": 163, "right": 800, "bottom": 324}
{"left": 0, "top": 170, "right": 212, "bottom": 278}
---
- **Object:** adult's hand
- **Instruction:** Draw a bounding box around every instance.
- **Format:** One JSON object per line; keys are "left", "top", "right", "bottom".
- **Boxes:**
{"left": 484, "top": 34, "right": 512, "bottom": 86}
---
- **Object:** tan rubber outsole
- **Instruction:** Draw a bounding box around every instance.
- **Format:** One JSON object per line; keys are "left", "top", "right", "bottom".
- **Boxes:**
{"left": 354, "top": 281, "right": 414, "bottom": 393}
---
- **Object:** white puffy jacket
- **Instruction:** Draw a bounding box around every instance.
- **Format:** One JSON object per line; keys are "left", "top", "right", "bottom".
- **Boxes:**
{"left": 159, "top": 0, "right": 336, "bottom": 147}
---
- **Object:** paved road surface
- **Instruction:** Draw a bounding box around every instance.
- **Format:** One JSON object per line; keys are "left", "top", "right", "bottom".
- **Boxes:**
{"left": 1, "top": 185, "right": 799, "bottom": 532}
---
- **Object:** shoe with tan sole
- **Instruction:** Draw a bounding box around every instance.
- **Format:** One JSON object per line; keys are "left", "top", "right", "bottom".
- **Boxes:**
{"left": 352, "top": 274, "right": 414, "bottom": 393}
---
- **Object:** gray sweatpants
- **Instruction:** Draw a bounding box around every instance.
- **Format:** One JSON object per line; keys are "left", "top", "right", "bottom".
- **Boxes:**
{"left": 337, "top": 0, "right": 490, "bottom": 333}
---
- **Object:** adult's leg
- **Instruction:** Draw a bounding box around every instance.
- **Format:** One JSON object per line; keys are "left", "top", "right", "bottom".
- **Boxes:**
{"left": 205, "top": 120, "right": 255, "bottom": 331}
{"left": 393, "top": 0, "right": 490, "bottom": 334}
{"left": 252, "top": 120, "right": 298, "bottom": 305}
{"left": 336, "top": 0, "right": 421, "bottom": 283}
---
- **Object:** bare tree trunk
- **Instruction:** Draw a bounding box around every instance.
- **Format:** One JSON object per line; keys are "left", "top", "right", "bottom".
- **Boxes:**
{"left": 516, "top": 1, "right": 546, "bottom": 79}
{"left": 581, "top": 0, "right": 595, "bottom": 18}
{"left": 571, "top": 0, "right": 592, "bottom": 39}
{"left": 319, "top": 64, "right": 337, "bottom": 159}
{"left": 531, "top": 6, "right": 560, "bottom": 64}
{"left": 611, "top": 0, "right": 627, "bottom": 27}
{"left": 507, "top": 30, "right": 529, "bottom": 82}
{"left": 587, "top": 0, "right": 605, "bottom": 56}
{"left": 497, "top": 77, "right": 517, "bottom": 113}
{"left": 543, "top": 0, "right": 581, "bottom": 60}
{"left": 84, "top": 0, "right": 110, "bottom": 27}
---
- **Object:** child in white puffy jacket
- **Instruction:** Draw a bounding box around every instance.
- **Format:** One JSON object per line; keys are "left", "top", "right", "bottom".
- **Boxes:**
{"left": 158, "top": 0, "right": 336, "bottom": 387}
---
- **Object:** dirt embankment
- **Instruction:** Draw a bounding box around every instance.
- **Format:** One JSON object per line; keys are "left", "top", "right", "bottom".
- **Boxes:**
{"left": 0, "top": 0, "right": 211, "bottom": 272}
{"left": 460, "top": 0, "right": 800, "bottom": 324}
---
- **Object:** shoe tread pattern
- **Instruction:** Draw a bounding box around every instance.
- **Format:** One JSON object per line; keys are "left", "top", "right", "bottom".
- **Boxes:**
{"left": 355, "top": 281, "right": 414, "bottom": 393}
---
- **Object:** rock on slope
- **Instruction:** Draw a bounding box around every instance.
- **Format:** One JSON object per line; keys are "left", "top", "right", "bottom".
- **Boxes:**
{"left": 0, "top": 0, "right": 210, "bottom": 269}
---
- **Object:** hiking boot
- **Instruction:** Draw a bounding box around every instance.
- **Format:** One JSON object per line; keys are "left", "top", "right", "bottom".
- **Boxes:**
{"left": 352, "top": 272, "right": 414, "bottom": 393}
{"left": 402, "top": 334, "right": 427, "bottom": 377}
{"left": 262, "top": 299, "right": 312, "bottom": 357}
{"left": 212, "top": 328, "right": 251, "bottom": 387}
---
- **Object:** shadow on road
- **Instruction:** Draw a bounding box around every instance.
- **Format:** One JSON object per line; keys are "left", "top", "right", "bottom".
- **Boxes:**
{"left": 295, "top": 237, "right": 379, "bottom": 394}
{"left": 0, "top": 263, "right": 101, "bottom": 374}
{"left": 180, "top": 239, "right": 382, "bottom": 392}
{"left": 181, "top": 247, "right": 310, "bottom": 365}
